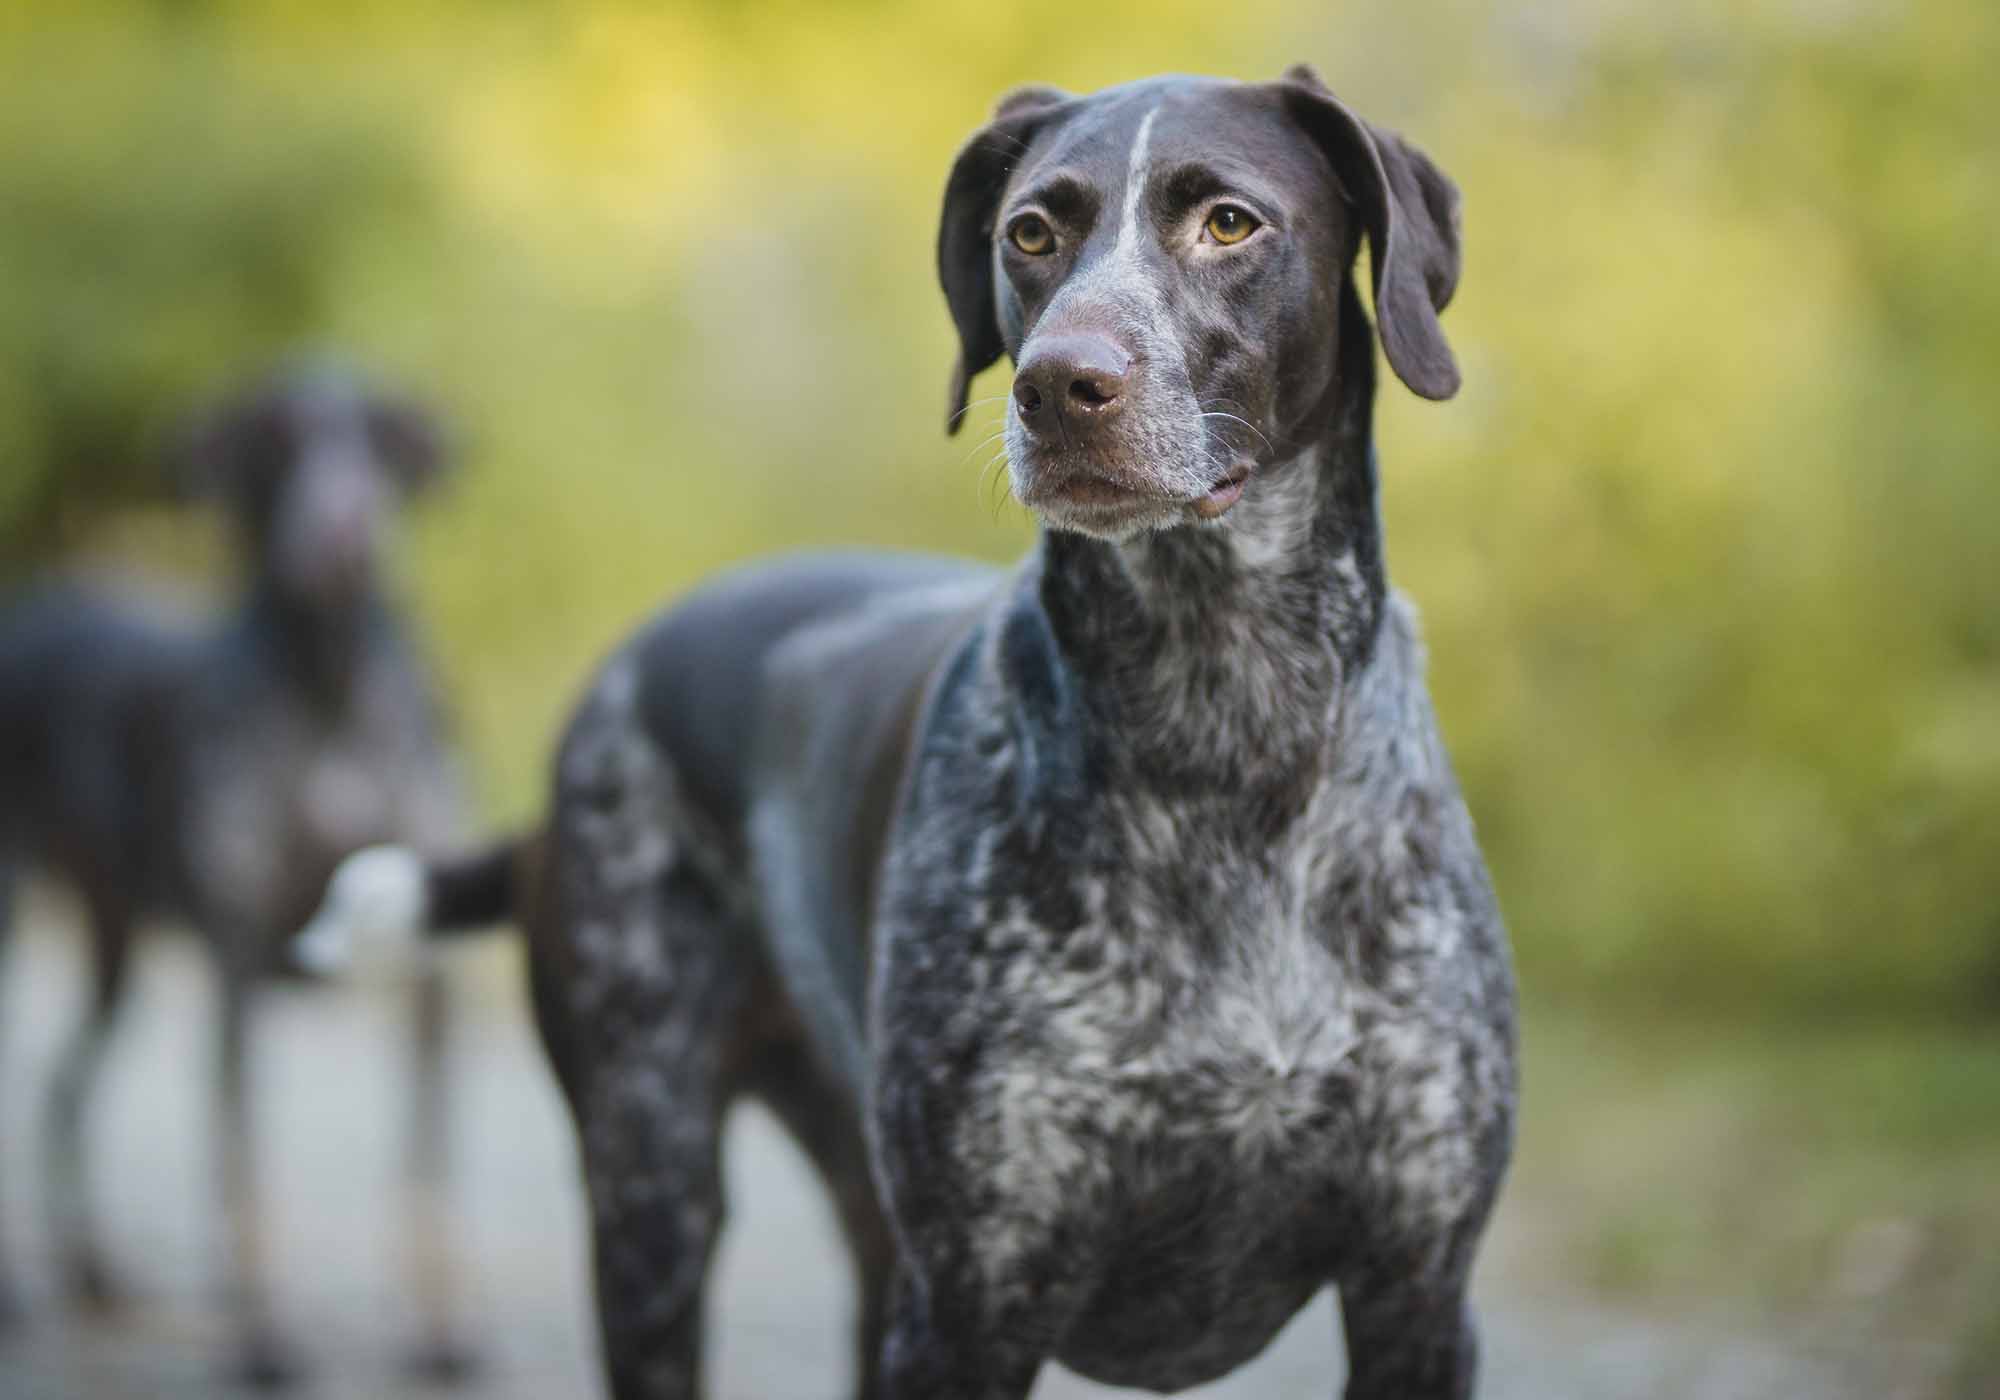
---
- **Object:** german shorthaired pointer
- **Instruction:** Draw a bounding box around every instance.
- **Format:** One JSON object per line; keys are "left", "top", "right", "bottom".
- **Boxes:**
{"left": 0, "top": 363, "right": 477, "bottom": 1387}
{"left": 308, "top": 66, "right": 1517, "bottom": 1400}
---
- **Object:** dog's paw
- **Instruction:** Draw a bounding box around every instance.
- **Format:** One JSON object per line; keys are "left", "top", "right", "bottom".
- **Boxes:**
{"left": 404, "top": 1334, "right": 483, "bottom": 1387}
{"left": 229, "top": 1329, "right": 309, "bottom": 1391}
{"left": 64, "top": 1251, "right": 135, "bottom": 1319}
{"left": 294, "top": 845, "right": 428, "bottom": 976}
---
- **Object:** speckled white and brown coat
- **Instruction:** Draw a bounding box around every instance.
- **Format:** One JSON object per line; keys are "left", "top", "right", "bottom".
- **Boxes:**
{"left": 514, "top": 68, "right": 1516, "bottom": 1400}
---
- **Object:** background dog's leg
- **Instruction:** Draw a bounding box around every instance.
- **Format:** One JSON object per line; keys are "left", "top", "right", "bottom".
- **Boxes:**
{"left": 751, "top": 1042, "right": 894, "bottom": 1400}
{"left": 42, "top": 881, "right": 135, "bottom": 1314}
{"left": 401, "top": 960, "right": 476, "bottom": 1384}
{"left": 0, "top": 854, "right": 19, "bottom": 1327}
{"left": 213, "top": 949, "right": 300, "bottom": 1389}
{"left": 1336, "top": 1269, "right": 1479, "bottom": 1400}
{"left": 878, "top": 1267, "right": 1043, "bottom": 1400}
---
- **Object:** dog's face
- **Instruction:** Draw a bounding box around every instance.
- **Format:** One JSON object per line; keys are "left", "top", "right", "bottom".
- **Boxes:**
{"left": 940, "top": 68, "right": 1462, "bottom": 541}
{"left": 182, "top": 363, "right": 450, "bottom": 609}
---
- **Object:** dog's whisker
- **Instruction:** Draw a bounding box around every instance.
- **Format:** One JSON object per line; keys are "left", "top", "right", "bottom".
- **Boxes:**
{"left": 959, "top": 430, "right": 1010, "bottom": 467}
{"left": 1205, "top": 399, "right": 1297, "bottom": 458}
{"left": 980, "top": 447, "right": 1019, "bottom": 523}
{"left": 1198, "top": 410, "right": 1274, "bottom": 457}
{"left": 980, "top": 449, "right": 1012, "bottom": 516}
{"left": 949, "top": 394, "right": 1015, "bottom": 432}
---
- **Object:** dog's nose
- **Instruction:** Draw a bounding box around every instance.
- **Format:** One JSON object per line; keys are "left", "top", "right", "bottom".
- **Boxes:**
{"left": 1013, "top": 334, "right": 1131, "bottom": 436}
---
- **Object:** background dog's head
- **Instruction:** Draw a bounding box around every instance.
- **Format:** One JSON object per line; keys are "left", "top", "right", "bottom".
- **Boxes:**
{"left": 940, "top": 67, "right": 1461, "bottom": 542}
{"left": 179, "top": 360, "right": 451, "bottom": 611}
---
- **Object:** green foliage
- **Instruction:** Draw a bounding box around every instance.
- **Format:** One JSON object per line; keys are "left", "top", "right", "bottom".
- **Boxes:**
{"left": 0, "top": 0, "right": 1994, "bottom": 1021}
{"left": 0, "top": 10, "right": 432, "bottom": 565}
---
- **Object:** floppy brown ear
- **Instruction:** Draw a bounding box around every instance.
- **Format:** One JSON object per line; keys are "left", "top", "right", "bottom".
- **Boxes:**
{"left": 937, "top": 86, "right": 1072, "bottom": 434}
{"left": 172, "top": 385, "right": 283, "bottom": 503}
{"left": 1280, "top": 65, "right": 1462, "bottom": 400}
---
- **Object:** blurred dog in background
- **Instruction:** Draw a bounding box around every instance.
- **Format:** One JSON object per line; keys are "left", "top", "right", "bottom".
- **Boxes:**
{"left": 0, "top": 361, "right": 476, "bottom": 1388}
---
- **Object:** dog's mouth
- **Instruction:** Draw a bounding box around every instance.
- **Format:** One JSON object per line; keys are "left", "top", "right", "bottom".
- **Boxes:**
{"left": 1018, "top": 459, "right": 1255, "bottom": 536}
{"left": 1018, "top": 463, "right": 1160, "bottom": 515}
{"left": 1192, "top": 464, "right": 1252, "bottom": 520}
{"left": 1047, "top": 474, "right": 1154, "bottom": 510}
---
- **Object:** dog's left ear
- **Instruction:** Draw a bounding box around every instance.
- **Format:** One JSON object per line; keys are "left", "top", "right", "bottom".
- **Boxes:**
{"left": 1280, "top": 64, "right": 1462, "bottom": 401}
{"left": 937, "top": 85, "right": 1072, "bottom": 434}
{"left": 173, "top": 387, "right": 282, "bottom": 503}
{"left": 365, "top": 393, "right": 453, "bottom": 493}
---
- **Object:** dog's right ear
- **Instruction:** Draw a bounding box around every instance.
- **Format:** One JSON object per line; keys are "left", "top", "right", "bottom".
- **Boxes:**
{"left": 172, "top": 386, "right": 282, "bottom": 504}
{"left": 938, "top": 85, "right": 1071, "bottom": 435}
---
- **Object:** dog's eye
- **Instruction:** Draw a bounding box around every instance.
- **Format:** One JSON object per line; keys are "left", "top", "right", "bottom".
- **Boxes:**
{"left": 1204, "top": 205, "right": 1260, "bottom": 246}
{"left": 1008, "top": 215, "right": 1055, "bottom": 256}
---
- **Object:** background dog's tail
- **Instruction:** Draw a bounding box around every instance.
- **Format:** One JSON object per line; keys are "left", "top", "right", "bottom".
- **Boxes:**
{"left": 424, "top": 840, "right": 521, "bottom": 933}
{"left": 295, "top": 837, "right": 527, "bottom": 976}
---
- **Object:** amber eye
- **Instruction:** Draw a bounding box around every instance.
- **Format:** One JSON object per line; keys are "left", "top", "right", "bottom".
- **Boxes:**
{"left": 1205, "top": 204, "right": 1259, "bottom": 245}
{"left": 1008, "top": 214, "right": 1055, "bottom": 255}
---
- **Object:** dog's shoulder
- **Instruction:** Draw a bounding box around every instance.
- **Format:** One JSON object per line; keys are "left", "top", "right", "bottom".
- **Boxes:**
{"left": 614, "top": 551, "right": 989, "bottom": 828}
{"left": 905, "top": 568, "right": 1096, "bottom": 814}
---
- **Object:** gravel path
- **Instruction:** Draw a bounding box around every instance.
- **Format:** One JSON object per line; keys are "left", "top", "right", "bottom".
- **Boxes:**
{"left": 0, "top": 919, "right": 1931, "bottom": 1400}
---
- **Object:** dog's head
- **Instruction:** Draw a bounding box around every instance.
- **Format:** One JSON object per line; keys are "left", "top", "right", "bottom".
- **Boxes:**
{"left": 179, "top": 360, "right": 451, "bottom": 610}
{"left": 940, "top": 67, "right": 1461, "bottom": 541}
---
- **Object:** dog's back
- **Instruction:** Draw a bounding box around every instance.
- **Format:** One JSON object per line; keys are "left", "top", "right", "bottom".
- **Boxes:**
{"left": 526, "top": 551, "right": 997, "bottom": 1082}
{"left": 0, "top": 584, "right": 197, "bottom": 905}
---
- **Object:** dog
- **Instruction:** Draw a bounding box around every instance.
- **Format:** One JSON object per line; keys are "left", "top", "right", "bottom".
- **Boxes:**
{"left": 0, "top": 362, "right": 478, "bottom": 1387}
{"left": 307, "top": 66, "right": 1517, "bottom": 1399}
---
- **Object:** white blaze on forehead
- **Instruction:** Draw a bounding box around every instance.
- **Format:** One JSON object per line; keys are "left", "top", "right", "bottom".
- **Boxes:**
{"left": 1027, "top": 100, "right": 1173, "bottom": 340}
{"left": 1113, "top": 105, "right": 1160, "bottom": 259}
{"left": 1046, "top": 102, "right": 1172, "bottom": 324}
{"left": 1051, "top": 103, "right": 1161, "bottom": 302}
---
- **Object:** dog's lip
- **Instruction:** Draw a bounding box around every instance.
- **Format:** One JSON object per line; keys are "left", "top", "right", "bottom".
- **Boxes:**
{"left": 1020, "top": 462, "right": 1254, "bottom": 526}
{"left": 1058, "top": 475, "right": 1155, "bottom": 508}
{"left": 1021, "top": 470, "right": 1165, "bottom": 511}
{"left": 1192, "top": 464, "right": 1252, "bottom": 520}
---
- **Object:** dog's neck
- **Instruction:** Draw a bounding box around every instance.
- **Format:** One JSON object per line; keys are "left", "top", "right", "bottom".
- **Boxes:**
{"left": 240, "top": 572, "right": 387, "bottom": 717}
{"left": 1034, "top": 397, "right": 1387, "bottom": 812}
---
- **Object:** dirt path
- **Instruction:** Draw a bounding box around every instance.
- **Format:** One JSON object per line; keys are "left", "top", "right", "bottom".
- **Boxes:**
{"left": 0, "top": 920, "right": 1923, "bottom": 1400}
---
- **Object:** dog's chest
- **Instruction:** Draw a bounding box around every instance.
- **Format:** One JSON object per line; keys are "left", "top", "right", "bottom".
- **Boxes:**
{"left": 184, "top": 668, "right": 452, "bottom": 924}
{"left": 984, "top": 868, "right": 1360, "bottom": 1168}
{"left": 955, "top": 865, "right": 1362, "bottom": 1384}
{"left": 295, "top": 727, "right": 403, "bottom": 851}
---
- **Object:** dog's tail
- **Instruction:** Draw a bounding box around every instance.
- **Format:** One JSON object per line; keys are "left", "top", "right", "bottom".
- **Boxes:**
{"left": 294, "top": 837, "right": 528, "bottom": 976}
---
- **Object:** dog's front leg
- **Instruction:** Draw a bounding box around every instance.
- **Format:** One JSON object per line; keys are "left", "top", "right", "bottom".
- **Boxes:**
{"left": 878, "top": 1267, "right": 1045, "bottom": 1400}
{"left": 213, "top": 942, "right": 302, "bottom": 1389}
{"left": 1336, "top": 1266, "right": 1480, "bottom": 1400}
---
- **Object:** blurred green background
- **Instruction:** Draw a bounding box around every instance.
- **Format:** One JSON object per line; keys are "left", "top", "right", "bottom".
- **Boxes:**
{"left": 2, "top": 0, "right": 1995, "bottom": 1389}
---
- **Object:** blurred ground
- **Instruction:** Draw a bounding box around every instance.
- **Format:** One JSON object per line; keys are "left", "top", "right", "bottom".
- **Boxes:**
{"left": 0, "top": 905, "right": 1957, "bottom": 1400}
